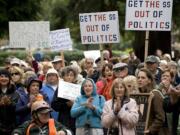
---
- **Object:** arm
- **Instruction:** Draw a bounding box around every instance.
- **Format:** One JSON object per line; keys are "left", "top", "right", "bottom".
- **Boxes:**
{"left": 149, "top": 92, "right": 165, "bottom": 134}
{"left": 70, "top": 97, "right": 86, "bottom": 118}
{"left": 118, "top": 99, "right": 139, "bottom": 128}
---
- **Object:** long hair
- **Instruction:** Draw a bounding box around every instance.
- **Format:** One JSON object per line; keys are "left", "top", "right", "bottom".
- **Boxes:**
{"left": 110, "top": 78, "right": 129, "bottom": 99}
{"left": 137, "top": 68, "right": 155, "bottom": 93}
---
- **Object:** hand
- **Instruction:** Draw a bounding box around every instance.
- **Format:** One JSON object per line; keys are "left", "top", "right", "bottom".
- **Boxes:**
{"left": 1, "top": 95, "right": 11, "bottom": 105}
{"left": 144, "top": 129, "right": 150, "bottom": 134}
{"left": 66, "top": 100, "right": 74, "bottom": 107}
{"left": 57, "top": 130, "right": 66, "bottom": 135}
{"left": 84, "top": 97, "right": 95, "bottom": 110}
{"left": 114, "top": 97, "right": 121, "bottom": 113}
{"left": 87, "top": 68, "right": 94, "bottom": 76}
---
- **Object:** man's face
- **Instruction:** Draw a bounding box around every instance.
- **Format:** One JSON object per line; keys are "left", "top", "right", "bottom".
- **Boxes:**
{"left": 53, "top": 61, "right": 63, "bottom": 70}
{"left": 145, "top": 62, "right": 157, "bottom": 72}
{"left": 46, "top": 73, "right": 58, "bottom": 85}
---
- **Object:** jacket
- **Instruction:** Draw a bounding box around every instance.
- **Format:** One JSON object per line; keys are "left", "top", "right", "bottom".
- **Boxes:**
{"left": 71, "top": 78, "right": 105, "bottom": 128}
{"left": 42, "top": 84, "right": 59, "bottom": 120}
{"left": 101, "top": 98, "right": 139, "bottom": 135}
{"left": 0, "top": 84, "right": 19, "bottom": 133}
{"left": 163, "top": 96, "right": 180, "bottom": 135}
{"left": 12, "top": 119, "right": 68, "bottom": 135}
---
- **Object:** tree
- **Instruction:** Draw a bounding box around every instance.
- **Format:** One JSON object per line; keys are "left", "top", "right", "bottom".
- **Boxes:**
{"left": 0, "top": 0, "right": 43, "bottom": 38}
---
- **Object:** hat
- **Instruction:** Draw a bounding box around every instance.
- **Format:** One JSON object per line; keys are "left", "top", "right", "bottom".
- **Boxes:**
{"left": 113, "top": 63, "right": 128, "bottom": 70}
{"left": 20, "top": 60, "right": 28, "bottom": 67}
{"left": 52, "top": 56, "right": 62, "bottom": 63}
{"left": 46, "top": 68, "right": 59, "bottom": 77}
{"left": 26, "top": 76, "right": 42, "bottom": 91}
{"left": 10, "top": 58, "right": 21, "bottom": 65}
{"left": 121, "top": 54, "right": 129, "bottom": 61}
{"left": 145, "top": 55, "right": 159, "bottom": 63}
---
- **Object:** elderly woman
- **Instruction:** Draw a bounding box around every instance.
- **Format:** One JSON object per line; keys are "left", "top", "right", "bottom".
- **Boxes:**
{"left": 51, "top": 66, "right": 79, "bottom": 134}
{"left": 101, "top": 78, "right": 139, "bottom": 135}
{"left": 123, "top": 75, "right": 139, "bottom": 94}
{"left": 71, "top": 78, "right": 105, "bottom": 135}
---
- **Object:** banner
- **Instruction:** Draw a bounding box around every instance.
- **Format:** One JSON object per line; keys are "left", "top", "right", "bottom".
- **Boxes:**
{"left": 58, "top": 80, "right": 81, "bottom": 101}
{"left": 125, "top": 0, "right": 173, "bottom": 31}
{"left": 50, "top": 28, "right": 72, "bottom": 51}
{"left": 79, "top": 11, "right": 120, "bottom": 44}
{"left": 9, "top": 21, "right": 50, "bottom": 48}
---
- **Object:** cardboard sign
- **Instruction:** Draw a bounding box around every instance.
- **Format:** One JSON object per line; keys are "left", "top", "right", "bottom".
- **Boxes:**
{"left": 83, "top": 50, "right": 100, "bottom": 62}
{"left": 50, "top": 28, "right": 73, "bottom": 51}
{"left": 130, "top": 93, "right": 153, "bottom": 135}
{"left": 9, "top": 21, "right": 50, "bottom": 48}
{"left": 58, "top": 80, "right": 81, "bottom": 101}
{"left": 125, "top": 0, "right": 173, "bottom": 31}
{"left": 79, "top": 11, "right": 120, "bottom": 44}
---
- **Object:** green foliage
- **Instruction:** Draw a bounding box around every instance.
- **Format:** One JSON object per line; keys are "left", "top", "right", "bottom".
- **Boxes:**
{"left": 0, "top": 0, "right": 43, "bottom": 38}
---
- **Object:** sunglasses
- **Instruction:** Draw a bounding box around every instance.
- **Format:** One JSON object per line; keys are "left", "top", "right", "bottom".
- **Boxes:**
{"left": 11, "top": 72, "right": 20, "bottom": 76}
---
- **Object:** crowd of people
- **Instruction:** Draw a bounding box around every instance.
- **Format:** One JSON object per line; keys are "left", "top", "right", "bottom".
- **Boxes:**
{"left": 0, "top": 49, "right": 179, "bottom": 135}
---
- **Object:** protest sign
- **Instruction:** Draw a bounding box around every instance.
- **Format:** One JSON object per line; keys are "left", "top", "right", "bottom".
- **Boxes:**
{"left": 130, "top": 93, "right": 153, "bottom": 135}
{"left": 58, "top": 80, "right": 81, "bottom": 101}
{"left": 79, "top": 11, "right": 120, "bottom": 44}
{"left": 50, "top": 28, "right": 72, "bottom": 51}
{"left": 9, "top": 21, "right": 50, "bottom": 48}
{"left": 84, "top": 50, "right": 100, "bottom": 62}
{"left": 125, "top": 0, "right": 173, "bottom": 31}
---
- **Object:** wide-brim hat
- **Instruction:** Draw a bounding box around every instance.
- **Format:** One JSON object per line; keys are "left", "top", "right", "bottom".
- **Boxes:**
{"left": 52, "top": 56, "right": 62, "bottom": 63}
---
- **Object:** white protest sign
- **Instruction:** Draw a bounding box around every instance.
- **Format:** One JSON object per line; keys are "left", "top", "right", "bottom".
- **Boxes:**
{"left": 58, "top": 80, "right": 81, "bottom": 101}
{"left": 50, "top": 28, "right": 73, "bottom": 51}
{"left": 84, "top": 50, "right": 100, "bottom": 62}
{"left": 79, "top": 11, "right": 120, "bottom": 44}
{"left": 125, "top": 0, "right": 173, "bottom": 31}
{"left": 9, "top": 21, "right": 50, "bottom": 48}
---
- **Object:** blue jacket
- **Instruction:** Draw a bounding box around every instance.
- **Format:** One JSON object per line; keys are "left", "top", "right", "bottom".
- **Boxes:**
{"left": 71, "top": 78, "right": 105, "bottom": 128}
{"left": 42, "top": 84, "right": 59, "bottom": 120}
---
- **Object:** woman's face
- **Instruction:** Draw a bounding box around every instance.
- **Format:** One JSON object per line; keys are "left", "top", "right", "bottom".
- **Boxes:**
{"left": 104, "top": 66, "right": 113, "bottom": 80}
{"left": 63, "top": 71, "right": 75, "bottom": 83}
{"left": 0, "top": 74, "right": 10, "bottom": 86}
{"left": 124, "top": 82, "right": 134, "bottom": 94}
{"left": 11, "top": 71, "right": 21, "bottom": 83}
{"left": 137, "top": 71, "right": 151, "bottom": 88}
{"left": 114, "top": 83, "right": 125, "bottom": 98}
{"left": 83, "top": 80, "right": 93, "bottom": 97}
{"left": 29, "top": 82, "right": 40, "bottom": 95}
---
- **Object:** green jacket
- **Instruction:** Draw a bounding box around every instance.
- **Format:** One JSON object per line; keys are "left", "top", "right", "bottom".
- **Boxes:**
{"left": 12, "top": 120, "right": 68, "bottom": 135}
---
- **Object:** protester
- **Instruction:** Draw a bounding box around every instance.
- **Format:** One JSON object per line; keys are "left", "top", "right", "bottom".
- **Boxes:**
{"left": 51, "top": 66, "right": 78, "bottom": 134}
{"left": 71, "top": 78, "right": 105, "bottom": 135}
{"left": 9, "top": 66, "right": 24, "bottom": 89}
{"left": 113, "top": 62, "right": 129, "bottom": 79}
{"left": 96, "top": 63, "right": 114, "bottom": 100}
{"left": 52, "top": 56, "right": 64, "bottom": 76}
{"left": 145, "top": 55, "right": 162, "bottom": 85}
{"left": 16, "top": 76, "right": 49, "bottom": 125}
{"left": 42, "top": 68, "right": 60, "bottom": 120}
{"left": 0, "top": 69, "right": 19, "bottom": 135}
{"left": 80, "top": 57, "right": 100, "bottom": 83}
{"left": 101, "top": 78, "right": 139, "bottom": 135}
{"left": 123, "top": 75, "right": 139, "bottom": 94}
{"left": 137, "top": 68, "right": 169, "bottom": 135}
{"left": 12, "top": 100, "right": 71, "bottom": 135}
{"left": 163, "top": 86, "right": 180, "bottom": 135}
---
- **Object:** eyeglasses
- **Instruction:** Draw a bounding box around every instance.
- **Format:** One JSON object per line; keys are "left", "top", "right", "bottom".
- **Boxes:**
{"left": 11, "top": 72, "right": 20, "bottom": 76}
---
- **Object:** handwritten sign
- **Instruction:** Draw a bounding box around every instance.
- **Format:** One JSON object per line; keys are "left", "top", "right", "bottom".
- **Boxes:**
{"left": 50, "top": 28, "right": 72, "bottom": 51}
{"left": 79, "top": 11, "right": 120, "bottom": 44}
{"left": 130, "top": 93, "right": 153, "bottom": 135}
{"left": 9, "top": 21, "right": 50, "bottom": 48}
{"left": 125, "top": 0, "right": 173, "bottom": 31}
{"left": 58, "top": 80, "right": 81, "bottom": 101}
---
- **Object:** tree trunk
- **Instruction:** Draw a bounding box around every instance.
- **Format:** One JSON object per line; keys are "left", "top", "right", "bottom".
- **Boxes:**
{"left": 133, "top": 31, "right": 171, "bottom": 62}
